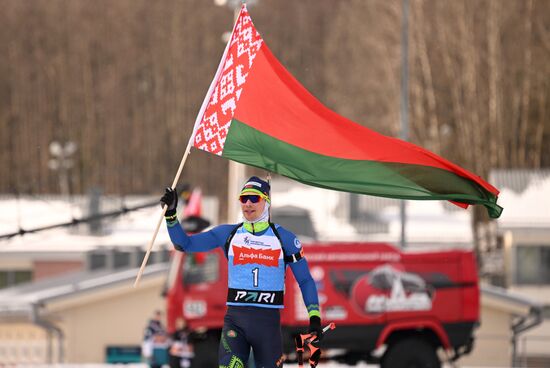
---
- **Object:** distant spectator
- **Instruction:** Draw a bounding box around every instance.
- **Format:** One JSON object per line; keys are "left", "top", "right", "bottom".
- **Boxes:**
{"left": 143, "top": 310, "right": 168, "bottom": 368}
{"left": 144, "top": 310, "right": 165, "bottom": 341}
{"left": 169, "top": 318, "right": 194, "bottom": 368}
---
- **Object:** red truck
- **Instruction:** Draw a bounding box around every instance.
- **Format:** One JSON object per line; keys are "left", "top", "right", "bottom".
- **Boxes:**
{"left": 164, "top": 242, "right": 479, "bottom": 367}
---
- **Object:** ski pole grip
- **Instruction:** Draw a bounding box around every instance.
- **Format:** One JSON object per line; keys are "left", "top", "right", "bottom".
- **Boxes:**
{"left": 322, "top": 322, "right": 336, "bottom": 333}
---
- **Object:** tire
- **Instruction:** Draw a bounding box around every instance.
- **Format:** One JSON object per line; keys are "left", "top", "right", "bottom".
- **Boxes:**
{"left": 381, "top": 338, "right": 441, "bottom": 368}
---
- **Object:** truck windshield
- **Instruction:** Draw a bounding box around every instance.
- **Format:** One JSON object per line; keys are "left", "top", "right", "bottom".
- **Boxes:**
{"left": 182, "top": 253, "right": 219, "bottom": 285}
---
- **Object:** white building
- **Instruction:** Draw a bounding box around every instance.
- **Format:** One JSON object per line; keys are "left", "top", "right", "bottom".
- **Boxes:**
{"left": 488, "top": 169, "right": 550, "bottom": 366}
{"left": 0, "top": 195, "right": 174, "bottom": 288}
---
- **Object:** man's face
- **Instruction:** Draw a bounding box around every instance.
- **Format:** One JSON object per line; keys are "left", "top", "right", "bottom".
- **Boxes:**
{"left": 240, "top": 194, "right": 266, "bottom": 222}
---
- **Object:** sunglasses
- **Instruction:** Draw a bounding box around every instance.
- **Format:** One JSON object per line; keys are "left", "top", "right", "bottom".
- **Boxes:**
{"left": 239, "top": 195, "right": 262, "bottom": 204}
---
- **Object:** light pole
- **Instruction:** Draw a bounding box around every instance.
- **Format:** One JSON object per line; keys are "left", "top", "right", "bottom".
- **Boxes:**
{"left": 48, "top": 141, "right": 77, "bottom": 197}
{"left": 399, "top": 0, "right": 409, "bottom": 249}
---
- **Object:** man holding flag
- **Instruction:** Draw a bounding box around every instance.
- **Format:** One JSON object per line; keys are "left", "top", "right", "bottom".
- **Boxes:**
{"left": 161, "top": 176, "right": 322, "bottom": 368}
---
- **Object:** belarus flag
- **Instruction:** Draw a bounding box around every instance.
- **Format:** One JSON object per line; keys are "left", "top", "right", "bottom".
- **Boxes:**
{"left": 191, "top": 5, "right": 502, "bottom": 218}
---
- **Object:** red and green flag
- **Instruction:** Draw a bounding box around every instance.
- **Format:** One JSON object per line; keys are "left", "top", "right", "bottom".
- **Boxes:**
{"left": 191, "top": 5, "right": 502, "bottom": 218}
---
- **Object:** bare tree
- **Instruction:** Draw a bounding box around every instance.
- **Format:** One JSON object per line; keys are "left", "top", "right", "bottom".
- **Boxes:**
{"left": 0, "top": 0, "right": 548, "bottom": 220}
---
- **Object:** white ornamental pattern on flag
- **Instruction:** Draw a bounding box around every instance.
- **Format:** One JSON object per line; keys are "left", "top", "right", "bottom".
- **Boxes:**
{"left": 193, "top": 6, "right": 263, "bottom": 155}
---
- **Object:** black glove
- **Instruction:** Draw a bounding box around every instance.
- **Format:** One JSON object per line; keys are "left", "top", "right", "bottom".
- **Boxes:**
{"left": 160, "top": 187, "right": 178, "bottom": 217}
{"left": 308, "top": 316, "right": 323, "bottom": 342}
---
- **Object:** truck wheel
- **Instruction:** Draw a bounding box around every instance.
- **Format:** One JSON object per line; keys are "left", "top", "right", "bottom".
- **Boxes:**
{"left": 381, "top": 338, "right": 441, "bottom": 368}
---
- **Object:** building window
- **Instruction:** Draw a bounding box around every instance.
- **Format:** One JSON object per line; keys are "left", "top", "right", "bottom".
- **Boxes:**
{"left": 515, "top": 246, "right": 550, "bottom": 285}
{"left": 0, "top": 270, "right": 33, "bottom": 289}
{"left": 113, "top": 251, "right": 131, "bottom": 269}
{"left": 89, "top": 253, "right": 107, "bottom": 270}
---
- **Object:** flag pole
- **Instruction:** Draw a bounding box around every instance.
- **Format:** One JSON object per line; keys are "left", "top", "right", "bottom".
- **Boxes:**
{"left": 133, "top": 142, "right": 192, "bottom": 287}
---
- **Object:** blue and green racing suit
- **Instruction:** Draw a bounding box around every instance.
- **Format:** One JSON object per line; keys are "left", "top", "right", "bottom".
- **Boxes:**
{"left": 166, "top": 219, "right": 320, "bottom": 368}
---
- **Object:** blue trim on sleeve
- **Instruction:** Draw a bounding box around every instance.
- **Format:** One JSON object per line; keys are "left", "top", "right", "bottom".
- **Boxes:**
{"left": 290, "top": 259, "right": 319, "bottom": 311}
{"left": 166, "top": 223, "right": 237, "bottom": 252}
{"left": 274, "top": 225, "right": 319, "bottom": 313}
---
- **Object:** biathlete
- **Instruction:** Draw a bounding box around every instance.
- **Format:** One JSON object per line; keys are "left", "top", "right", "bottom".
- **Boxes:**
{"left": 161, "top": 176, "right": 322, "bottom": 368}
